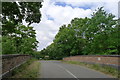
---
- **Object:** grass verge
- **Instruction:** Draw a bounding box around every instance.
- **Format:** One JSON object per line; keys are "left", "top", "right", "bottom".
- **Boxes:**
{"left": 11, "top": 58, "right": 40, "bottom": 78}
{"left": 63, "top": 61, "right": 120, "bottom": 78}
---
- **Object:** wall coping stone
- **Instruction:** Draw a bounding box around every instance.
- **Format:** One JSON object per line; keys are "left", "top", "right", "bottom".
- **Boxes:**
{"left": 67, "top": 55, "right": 120, "bottom": 58}
{"left": 2, "top": 54, "right": 30, "bottom": 59}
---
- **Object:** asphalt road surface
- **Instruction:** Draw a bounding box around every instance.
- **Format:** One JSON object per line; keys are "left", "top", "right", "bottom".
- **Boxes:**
{"left": 39, "top": 60, "right": 112, "bottom": 78}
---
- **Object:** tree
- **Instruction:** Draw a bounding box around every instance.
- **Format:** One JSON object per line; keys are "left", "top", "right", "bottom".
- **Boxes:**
{"left": 2, "top": 36, "right": 16, "bottom": 54}
{"left": 84, "top": 7, "right": 117, "bottom": 54}
{"left": 2, "top": 2, "right": 42, "bottom": 25}
{"left": 2, "top": 24, "right": 38, "bottom": 54}
{"left": 2, "top": 2, "right": 42, "bottom": 36}
{"left": 39, "top": 7, "right": 119, "bottom": 60}
{"left": 2, "top": 2, "right": 42, "bottom": 55}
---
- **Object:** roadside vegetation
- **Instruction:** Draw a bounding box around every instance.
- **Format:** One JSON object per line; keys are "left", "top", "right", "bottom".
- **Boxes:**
{"left": 10, "top": 58, "right": 40, "bottom": 78}
{"left": 64, "top": 61, "right": 120, "bottom": 78}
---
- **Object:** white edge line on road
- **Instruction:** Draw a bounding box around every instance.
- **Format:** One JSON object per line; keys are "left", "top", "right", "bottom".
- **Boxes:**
{"left": 57, "top": 64, "right": 79, "bottom": 80}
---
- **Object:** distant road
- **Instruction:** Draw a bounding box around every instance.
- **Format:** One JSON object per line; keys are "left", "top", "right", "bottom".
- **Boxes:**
{"left": 39, "top": 60, "right": 112, "bottom": 78}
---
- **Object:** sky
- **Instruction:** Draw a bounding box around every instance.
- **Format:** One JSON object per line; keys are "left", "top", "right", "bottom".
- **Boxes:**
{"left": 28, "top": 0, "right": 119, "bottom": 51}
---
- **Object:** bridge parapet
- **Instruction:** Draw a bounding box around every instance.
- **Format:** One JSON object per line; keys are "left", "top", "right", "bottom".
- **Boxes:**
{"left": 63, "top": 55, "right": 120, "bottom": 69}
{"left": 1, "top": 54, "right": 31, "bottom": 78}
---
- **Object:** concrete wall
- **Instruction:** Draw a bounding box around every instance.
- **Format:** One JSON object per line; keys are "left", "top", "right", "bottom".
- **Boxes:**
{"left": 2, "top": 54, "right": 31, "bottom": 77}
{"left": 63, "top": 55, "right": 120, "bottom": 68}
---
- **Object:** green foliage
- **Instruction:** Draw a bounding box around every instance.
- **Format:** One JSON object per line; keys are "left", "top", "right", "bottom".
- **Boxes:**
{"left": 0, "top": 36, "right": 2, "bottom": 55}
{"left": 84, "top": 7, "right": 117, "bottom": 55}
{"left": 11, "top": 58, "right": 40, "bottom": 78}
{"left": 2, "top": 2, "right": 42, "bottom": 55}
{"left": 2, "top": 24, "right": 38, "bottom": 55}
{"left": 2, "top": 36, "right": 16, "bottom": 54}
{"left": 40, "top": 7, "right": 119, "bottom": 60}
{"left": 2, "top": 2, "right": 42, "bottom": 25}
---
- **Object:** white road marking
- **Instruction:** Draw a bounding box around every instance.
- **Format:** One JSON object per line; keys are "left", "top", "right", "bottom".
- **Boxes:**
{"left": 57, "top": 64, "right": 79, "bottom": 80}
{"left": 65, "top": 69, "right": 78, "bottom": 79}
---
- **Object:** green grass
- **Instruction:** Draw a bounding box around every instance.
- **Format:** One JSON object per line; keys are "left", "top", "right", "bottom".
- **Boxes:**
{"left": 11, "top": 58, "right": 40, "bottom": 78}
{"left": 63, "top": 61, "right": 120, "bottom": 78}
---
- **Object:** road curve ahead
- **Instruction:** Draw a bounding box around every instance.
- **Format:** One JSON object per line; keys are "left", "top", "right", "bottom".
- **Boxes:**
{"left": 39, "top": 60, "right": 112, "bottom": 78}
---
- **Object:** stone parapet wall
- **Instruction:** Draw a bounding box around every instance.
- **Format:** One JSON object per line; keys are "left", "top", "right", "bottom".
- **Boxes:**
{"left": 63, "top": 55, "right": 120, "bottom": 67}
{"left": 2, "top": 54, "right": 31, "bottom": 77}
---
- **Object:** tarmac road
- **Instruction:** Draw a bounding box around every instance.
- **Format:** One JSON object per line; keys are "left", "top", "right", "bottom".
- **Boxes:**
{"left": 39, "top": 60, "right": 113, "bottom": 78}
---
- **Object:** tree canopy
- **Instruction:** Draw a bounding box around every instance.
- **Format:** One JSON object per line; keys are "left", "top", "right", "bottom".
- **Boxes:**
{"left": 2, "top": 2, "right": 42, "bottom": 25}
{"left": 2, "top": 2, "right": 42, "bottom": 55}
{"left": 39, "top": 7, "right": 119, "bottom": 60}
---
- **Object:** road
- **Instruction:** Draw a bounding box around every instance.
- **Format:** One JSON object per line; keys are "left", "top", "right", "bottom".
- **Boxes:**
{"left": 39, "top": 60, "right": 112, "bottom": 78}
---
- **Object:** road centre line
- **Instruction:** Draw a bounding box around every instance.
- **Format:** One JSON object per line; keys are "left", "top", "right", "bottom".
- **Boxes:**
{"left": 57, "top": 64, "right": 79, "bottom": 80}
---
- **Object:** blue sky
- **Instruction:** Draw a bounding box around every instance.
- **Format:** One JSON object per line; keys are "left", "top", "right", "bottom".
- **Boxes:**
{"left": 46, "top": 15, "right": 54, "bottom": 20}
{"left": 54, "top": 2, "right": 92, "bottom": 10}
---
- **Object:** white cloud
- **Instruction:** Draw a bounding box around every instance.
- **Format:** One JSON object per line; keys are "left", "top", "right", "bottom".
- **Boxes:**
{"left": 29, "top": 0, "right": 119, "bottom": 51}
{"left": 46, "top": 5, "right": 92, "bottom": 25}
